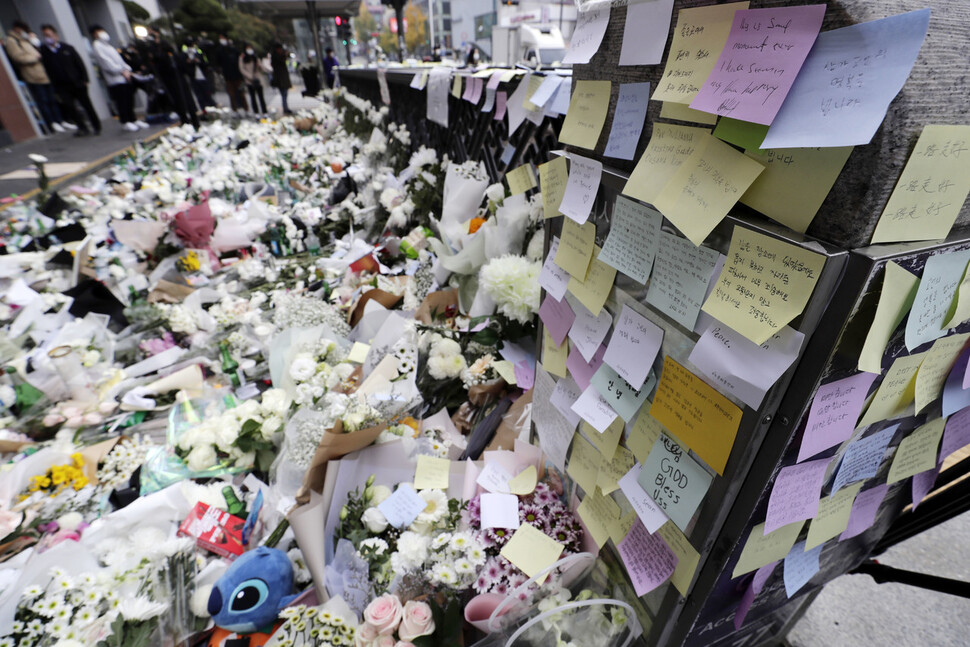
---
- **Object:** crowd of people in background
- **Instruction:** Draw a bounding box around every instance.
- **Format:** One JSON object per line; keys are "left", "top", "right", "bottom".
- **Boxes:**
{"left": 3, "top": 20, "right": 337, "bottom": 135}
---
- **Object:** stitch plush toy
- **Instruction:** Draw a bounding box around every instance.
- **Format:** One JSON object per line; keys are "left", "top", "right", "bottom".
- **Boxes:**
{"left": 206, "top": 546, "right": 298, "bottom": 647}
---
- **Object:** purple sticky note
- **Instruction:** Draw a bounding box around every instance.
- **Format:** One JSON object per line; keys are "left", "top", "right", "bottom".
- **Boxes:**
{"left": 839, "top": 484, "right": 888, "bottom": 541}
{"left": 941, "top": 407, "right": 970, "bottom": 464}
{"left": 567, "top": 343, "right": 606, "bottom": 391}
{"left": 783, "top": 540, "right": 822, "bottom": 598}
{"left": 764, "top": 457, "right": 831, "bottom": 535}
{"left": 734, "top": 561, "right": 779, "bottom": 631}
{"left": 943, "top": 348, "right": 970, "bottom": 417}
{"left": 911, "top": 466, "right": 939, "bottom": 510}
{"left": 798, "top": 372, "right": 878, "bottom": 463}
{"left": 617, "top": 517, "right": 679, "bottom": 597}
{"left": 539, "top": 296, "right": 575, "bottom": 346}
{"left": 495, "top": 91, "right": 508, "bottom": 121}
{"left": 514, "top": 360, "right": 535, "bottom": 390}
{"left": 964, "top": 351, "right": 970, "bottom": 390}
{"left": 690, "top": 5, "right": 828, "bottom": 125}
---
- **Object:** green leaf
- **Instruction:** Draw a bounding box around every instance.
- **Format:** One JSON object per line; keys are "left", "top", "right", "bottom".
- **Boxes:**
{"left": 256, "top": 448, "right": 276, "bottom": 472}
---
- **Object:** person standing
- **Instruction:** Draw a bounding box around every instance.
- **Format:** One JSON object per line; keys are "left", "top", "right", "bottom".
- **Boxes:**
{"left": 182, "top": 36, "right": 214, "bottom": 110}
{"left": 323, "top": 47, "right": 339, "bottom": 89}
{"left": 269, "top": 42, "right": 292, "bottom": 115}
{"left": 90, "top": 25, "right": 144, "bottom": 132}
{"left": 238, "top": 44, "right": 267, "bottom": 116}
{"left": 4, "top": 21, "right": 75, "bottom": 134}
{"left": 39, "top": 25, "right": 100, "bottom": 137}
{"left": 145, "top": 27, "right": 198, "bottom": 129}
{"left": 216, "top": 35, "right": 247, "bottom": 114}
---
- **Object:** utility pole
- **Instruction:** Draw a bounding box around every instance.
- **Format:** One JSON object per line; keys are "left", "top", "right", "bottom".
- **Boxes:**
{"left": 381, "top": 0, "right": 406, "bottom": 62}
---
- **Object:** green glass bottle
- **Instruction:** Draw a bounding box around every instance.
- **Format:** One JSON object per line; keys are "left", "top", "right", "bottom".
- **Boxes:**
{"left": 4, "top": 366, "right": 43, "bottom": 416}
{"left": 222, "top": 486, "right": 246, "bottom": 516}
{"left": 219, "top": 341, "right": 241, "bottom": 388}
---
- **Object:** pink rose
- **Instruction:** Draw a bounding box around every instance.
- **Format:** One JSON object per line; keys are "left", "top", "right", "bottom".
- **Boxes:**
{"left": 375, "top": 638, "right": 395, "bottom": 647}
{"left": 398, "top": 601, "right": 435, "bottom": 641}
{"left": 355, "top": 623, "right": 378, "bottom": 647}
{"left": 395, "top": 642, "right": 416, "bottom": 647}
{"left": 363, "top": 594, "right": 403, "bottom": 636}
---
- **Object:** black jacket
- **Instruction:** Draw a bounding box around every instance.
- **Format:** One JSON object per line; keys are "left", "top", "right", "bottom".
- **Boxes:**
{"left": 217, "top": 44, "right": 243, "bottom": 81}
{"left": 40, "top": 42, "right": 88, "bottom": 88}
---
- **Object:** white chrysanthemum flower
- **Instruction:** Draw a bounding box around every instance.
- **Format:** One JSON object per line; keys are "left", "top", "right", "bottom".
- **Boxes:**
{"left": 479, "top": 255, "right": 541, "bottom": 324}
{"left": 118, "top": 596, "right": 168, "bottom": 621}
{"left": 427, "top": 353, "right": 467, "bottom": 380}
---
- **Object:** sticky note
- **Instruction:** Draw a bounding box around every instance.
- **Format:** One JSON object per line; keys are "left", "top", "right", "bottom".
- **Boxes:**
{"left": 943, "top": 348, "right": 970, "bottom": 417}
{"left": 941, "top": 406, "right": 970, "bottom": 465}
{"left": 857, "top": 352, "right": 926, "bottom": 428}
{"left": 831, "top": 424, "right": 899, "bottom": 494}
{"left": 618, "top": 517, "right": 679, "bottom": 597}
{"left": 654, "top": 134, "right": 765, "bottom": 246}
{"left": 347, "top": 342, "right": 370, "bottom": 364}
{"left": 480, "top": 493, "right": 520, "bottom": 530}
{"left": 605, "top": 82, "right": 651, "bottom": 160}
{"left": 713, "top": 117, "right": 769, "bottom": 150}
{"left": 591, "top": 363, "right": 655, "bottom": 423}
{"left": 638, "top": 434, "right": 714, "bottom": 532}
{"left": 732, "top": 521, "right": 803, "bottom": 579}
{"left": 506, "top": 164, "right": 537, "bottom": 196}
{"left": 915, "top": 334, "right": 970, "bottom": 413}
{"left": 741, "top": 146, "right": 855, "bottom": 233}
{"left": 528, "top": 75, "right": 563, "bottom": 110}
{"left": 539, "top": 295, "right": 575, "bottom": 346}
{"left": 477, "top": 461, "right": 515, "bottom": 493}
{"left": 493, "top": 360, "right": 517, "bottom": 385}
{"left": 618, "top": 463, "right": 669, "bottom": 533}
{"left": 540, "top": 237, "right": 571, "bottom": 301}
{"left": 783, "top": 540, "right": 822, "bottom": 598}
{"left": 702, "top": 228, "right": 825, "bottom": 345}
{"left": 539, "top": 157, "right": 568, "bottom": 219}
{"left": 689, "top": 322, "right": 805, "bottom": 410}
{"left": 859, "top": 262, "right": 920, "bottom": 374}
{"left": 839, "top": 484, "right": 888, "bottom": 541}
{"left": 426, "top": 68, "right": 450, "bottom": 127}
{"left": 550, "top": 375, "right": 584, "bottom": 430}
{"left": 603, "top": 305, "right": 663, "bottom": 390}
{"left": 567, "top": 342, "right": 606, "bottom": 391}
{"left": 805, "top": 483, "right": 862, "bottom": 549}
{"left": 567, "top": 431, "right": 604, "bottom": 494}
{"left": 599, "top": 196, "right": 663, "bottom": 284}
{"left": 650, "top": 357, "right": 743, "bottom": 475}
{"left": 734, "top": 562, "right": 778, "bottom": 630}
{"left": 377, "top": 484, "right": 429, "bottom": 529}
{"left": 660, "top": 101, "right": 718, "bottom": 125}
{"left": 911, "top": 466, "right": 939, "bottom": 509}
{"left": 623, "top": 124, "right": 712, "bottom": 205}
{"left": 549, "top": 77, "right": 571, "bottom": 115}
{"left": 690, "top": 5, "right": 827, "bottom": 125}
{"left": 522, "top": 74, "right": 546, "bottom": 111}
{"left": 577, "top": 487, "right": 622, "bottom": 548}
{"left": 653, "top": 2, "right": 750, "bottom": 104}
{"left": 533, "top": 368, "right": 574, "bottom": 470}
{"left": 761, "top": 9, "right": 932, "bottom": 148}
{"left": 559, "top": 80, "right": 612, "bottom": 150}
{"left": 628, "top": 410, "right": 666, "bottom": 463}
{"left": 414, "top": 455, "right": 451, "bottom": 490}
{"left": 572, "top": 386, "right": 619, "bottom": 433}
{"left": 567, "top": 247, "right": 617, "bottom": 316}
{"left": 657, "top": 521, "right": 701, "bottom": 596}
{"left": 554, "top": 219, "right": 596, "bottom": 278}
{"left": 764, "top": 458, "right": 831, "bottom": 536}
{"left": 452, "top": 75, "right": 462, "bottom": 98}
{"left": 501, "top": 523, "right": 565, "bottom": 582}
{"left": 568, "top": 301, "right": 611, "bottom": 363}
{"left": 541, "top": 329, "right": 568, "bottom": 378}
{"left": 609, "top": 512, "right": 637, "bottom": 547}
{"left": 409, "top": 70, "right": 428, "bottom": 90}
{"left": 597, "top": 445, "right": 636, "bottom": 495}
{"left": 559, "top": 154, "right": 603, "bottom": 224}
{"left": 494, "top": 91, "right": 507, "bottom": 121}
{"left": 506, "top": 77, "right": 531, "bottom": 134}
{"left": 798, "top": 372, "right": 878, "bottom": 463}
{"left": 888, "top": 417, "right": 946, "bottom": 484}
{"left": 620, "top": 0, "right": 674, "bottom": 65}
{"left": 508, "top": 465, "right": 538, "bottom": 495}
{"left": 562, "top": 6, "right": 610, "bottom": 65}
{"left": 583, "top": 417, "right": 625, "bottom": 462}
{"left": 646, "top": 232, "right": 720, "bottom": 330}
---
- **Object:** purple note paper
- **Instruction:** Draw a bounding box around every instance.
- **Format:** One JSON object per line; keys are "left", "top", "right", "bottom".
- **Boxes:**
{"left": 514, "top": 360, "right": 535, "bottom": 390}
{"left": 494, "top": 91, "right": 508, "bottom": 121}
{"left": 539, "top": 295, "right": 575, "bottom": 346}
{"left": 798, "top": 372, "right": 878, "bottom": 463}
{"left": 690, "top": 5, "right": 827, "bottom": 125}
{"left": 734, "top": 561, "right": 779, "bottom": 630}
{"left": 617, "top": 517, "right": 679, "bottom": 597}
{"left": 764, "top": 457, "right": 831, "bottom": 535}
{"left": 911, "top": 466, "right": 939, "bottom": 510}
{"left": 567, "top": 343, "right": 606, "bottom": 391}
{"left": 941, "top": 407, "right": 970, "bottom": 464}
{"left": 840, "top": 484, "right": 889, "bottom": 541}
{"left": 943, "top": 348, "right": 970, "bottom": 417}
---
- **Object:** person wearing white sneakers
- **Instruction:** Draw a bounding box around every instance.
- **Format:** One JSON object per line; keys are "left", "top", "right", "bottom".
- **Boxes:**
{"left": 4, "top": 21, "right": 77, "bottom": 134}
{"left": 89, "top": 25, "right": 140, "bottom": 132}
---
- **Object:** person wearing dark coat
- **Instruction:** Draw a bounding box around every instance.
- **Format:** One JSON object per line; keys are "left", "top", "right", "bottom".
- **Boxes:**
{"left": 39, "top": 24, "right": 100, "bottom": 136}
{"left": 323, "top": 47, "right": 339, "bottom": 89}
{"left": 269, "top": 42, "right": 292, "bottom": 115}
{"left": 145, "top": 27, "right": 199, "bottom": 129}
{"left": 216, "top": 34, "right": 247, "bottom": 113}
{"left": 182, "top": 35, "right": 215, "bottom": 109}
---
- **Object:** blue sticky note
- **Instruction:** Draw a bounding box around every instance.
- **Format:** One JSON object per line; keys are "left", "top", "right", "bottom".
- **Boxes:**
{"left": 831, "top": 424, "right": 899, "bottom": 494}
{"left": 905, "top": 250, "right": 970, "bottom": 351}
{"left": 590, "top": 363, "right": 655, "bottom": 422}
{"left": 604, "top": 82, "right": 651, "bottom": 161}
{"left": 377, "top": 483, "right": 427, "bottom": 529}
{"left": 943, "top": 348, "right": 970, "bottom": 417}
{"left": 637, "top": 434, "right": 713, "bottom": 532}
{"left": 500, "top": 143, "right": 516, "bottom": 166}
{"left": 784, "top": 540, "right": 823, "bottom": 597}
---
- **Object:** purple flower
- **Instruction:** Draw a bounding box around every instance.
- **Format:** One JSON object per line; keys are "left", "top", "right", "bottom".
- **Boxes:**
{"left": 519, "top": 504, "right": 543, "bottom": 526}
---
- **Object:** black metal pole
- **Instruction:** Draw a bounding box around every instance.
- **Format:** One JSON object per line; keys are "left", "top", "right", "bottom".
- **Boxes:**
{"left": 852, "top": 560, "right": 970, "bottom": 599}
{"left": 307, "top": 0, "right": 324, "bottom": 78}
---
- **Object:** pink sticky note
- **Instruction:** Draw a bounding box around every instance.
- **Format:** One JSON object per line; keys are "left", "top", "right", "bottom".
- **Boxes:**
{"left": 798, "top": 372, "right": 878, "bottom": 463}
{"left": 964, "top": 352, "right": 970, "bottom": 390}
{"left": 567, "top": 343, "right": 606, "bottom": 391}
{"left": 461, "top": 77, "right": 474, "bottom": 102}
{"left": 941, "top": 406, "right": 970, "bottom": 465}
{"left": 764, "top": 457, "right": 830, "bottom": 535}
{"left": 470, "top": 77, "right": 484, "bottom": 104}
{"left": 514, "top": 360, "right": 535, "bottom": 390}
{"left": 617, "top": 517, "right": 679, "bottom": 597}
{"left": 839, "top": 484, "right": 888, "bottom": 541}
{"left": 495, "top": 91, "right": 508, "bottom": 121}
{"left": 734, "top": 561, "right": 778, "bottom": 630}
{"left": 539, "top": 295, "right": 575, "bottom": 346}
{"left": 689, "top": 5, "right": 827, "bottom": 125}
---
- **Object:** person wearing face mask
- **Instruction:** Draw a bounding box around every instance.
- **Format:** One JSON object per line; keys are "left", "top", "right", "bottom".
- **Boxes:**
{"left": 144, "top": 27, "right": 199, "bottom": 129}
{"left": 216, "top": 35, "right": 248, "bottom": 114}
{"left": 38, "top": 24, "right": 101, "bottom": 137}
{"left": 4, "top": 20, "right": 75, "bottom": 134}
{"left": 238, "top": 43, "right": 267, "bottom": 116}
{"left": 90, "top": 25, "right": 143, "bottom": 132}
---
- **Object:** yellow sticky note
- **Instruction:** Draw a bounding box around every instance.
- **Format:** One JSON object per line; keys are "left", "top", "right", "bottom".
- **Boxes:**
{"left": 567, "top": 431, "right": 603, "bottom": 494}
{"left": 857, "top": 352, "right": 927, "bottom": 428}
{"left": 508, "top": 465, "right": 538, "bottom": 495}
{"left": 500, "top": 523, "right": 565, "bottom": 582}
{"left": 583, "top": 417, "right": 625, "bottom": 462}
{"left": 650, "top": 357, "right": 742, "bottom": 475}
{"left": 657, "top": 521, "right": 701, "bottom": 596}
{"left": 493, "top": 360, "right": 517, "bottom": 385}
{"left": 554, "top": 219, "right": 595, "bottom": 279}
{"left": 660, "top": 101, "right": 718, "bottom": 125}
{"left": 347, "top": 342, "right": 370, "bottom": 364}
{"left": 652, "top": 2, "right": 750, "bottom": 104}
{"left": 944, "top": 262, "right": 970, "bottom": 329}
{"left": 805, "top": 483, "right": 863, "bottom": 550}
{"left": 559, "top": 80, "right": 612, "bottom": 150}
{"left": 577, "top": 487, "right": 622, "bottom": 549}
{"left": 702, "top": 228, "right": 826, "bottom": 345}
{"left": 915, "top": 333, "right": 970, "bottom": 413}
{"left": 506, "top": 164, "right": 537, "bottom": 196}
{"left": 523, "top": 74, "right": 545, "bottom": 111}
{"left": 414, "top": 455, "right": 451, "bottom": 490}
{"left": 541, "top": 330, "right": 568, "bottom": 378}
{"left": 732, "top": 521, "right": 804, "bottom": 579}
{"left": 871, "top": 125, "right": 970, "bottom": 244}
{"left": 628, "top": 409, "right": 666, "bottom": 463}
{"left": 609, "top": 511, "right": 637, "bottom": 546}
{"left": 597, "top": 445, "right": 636, "bottom": 495}
{"left": 741, "top": 147, "right": 854, "bottom": 233}
{"left": 859, "top": 262, "right": 920, "bottom": 374}
{"left": 567, "top": 246, "right": 617, "bottom": 315}
{"left": 623, "top": 124, "right": 712, "bottom": 206}
{"left": 452, "top": 75, "right": 462, "bottom": 98}
{"left": 539, "top": 157, "right": 568, "bottom": 219}
{"left": 654, "top": 134, "right": 765, "bottom": 246}
{"left": 888, "top": 417, "right": 946, "bottom": 484}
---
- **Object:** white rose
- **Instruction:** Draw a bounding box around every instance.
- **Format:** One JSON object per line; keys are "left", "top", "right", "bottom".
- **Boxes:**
{"left": 370, "top": 485, "right": 392, "bottom": 506}
{"left": 289, "top": 353, "right": 317, "bottom": 382}
{"left": 186, "top": 445, "right": 217, "bottom": 471}
{"left": 361, "top": 507, "right": 388, "bottom": 534}
{"left": 485, "top": 183, "right": 506, "bottom": 203}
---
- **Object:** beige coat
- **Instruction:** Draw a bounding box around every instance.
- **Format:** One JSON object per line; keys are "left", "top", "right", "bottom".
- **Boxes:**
{"left": 4, "top": 32, "right": 49, "bottom": 85}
